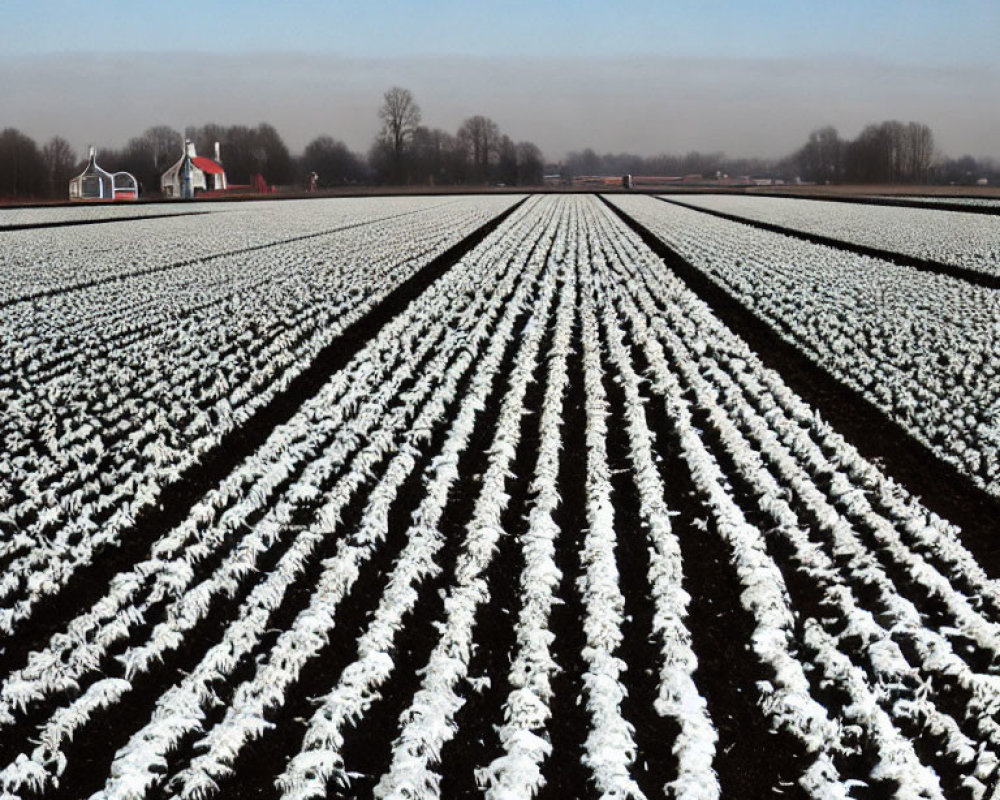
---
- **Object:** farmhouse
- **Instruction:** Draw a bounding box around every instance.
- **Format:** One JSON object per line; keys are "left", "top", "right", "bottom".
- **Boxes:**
{"left": 161, "top": 141, "right": 227, "bottom": 198}
{"left": 68, "top": 146, "right": 139, "bottom": 201}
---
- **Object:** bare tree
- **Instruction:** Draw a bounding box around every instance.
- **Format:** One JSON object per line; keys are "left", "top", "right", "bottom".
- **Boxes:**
{"left": 378, "top": 87, "right": 421, "bottom": 183}
{"left": 457, "top": 115, "right": 500, "bottom": 184}
{"left": 844, "top": 120, "right": 936, "bottom": 183}
{"left": 410, "top": 126, "right": 459, "bottom": 185}
{"left": 41, "top": 136, "right": 77, "bottom": 198}
{"left": 905, "top": 121, "right": 934, "bottom": 183}
{"left": 110, "top": 126, "right": 182, "bottom": 194}
{"left": 301, "top": 135, "right": 365, "bottom": 186}
{"left": 255, "top": 122, "right": 294, "bottom": 184}
{"left": 795, "top": 126, "right": 842, "bottom": 183}
{"left": 497, "top": 134, "right": 518, "bottom": 186}
{"left": 142, "top": 125, "right": 183, "bottom": 172}
{"left": 516, "top": 141, "right": 544, "bottom": 185}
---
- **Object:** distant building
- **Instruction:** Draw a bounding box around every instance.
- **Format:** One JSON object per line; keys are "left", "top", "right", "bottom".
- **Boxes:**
{"left": 161, "top": 141, "right": 227, "bottom": 199}
{"left": 69, "top": 147, "right": 138, "bottom": 201}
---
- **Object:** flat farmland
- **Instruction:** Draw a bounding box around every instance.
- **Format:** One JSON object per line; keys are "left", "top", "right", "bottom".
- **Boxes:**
{"left": 1, "top": 194, "right": 998, "bottom": 800}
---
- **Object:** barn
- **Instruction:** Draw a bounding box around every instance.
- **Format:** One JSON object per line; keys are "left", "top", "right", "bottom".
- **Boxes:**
{"left": 161, "top": 141, "right": 227, "bottom": 199}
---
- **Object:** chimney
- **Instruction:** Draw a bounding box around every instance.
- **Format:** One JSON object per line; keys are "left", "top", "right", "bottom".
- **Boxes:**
{"left": 214, "top": 141, "right": 221, "bottom": 163}
{"left": 185, "top": 140, "right": 197, "bottom": 157}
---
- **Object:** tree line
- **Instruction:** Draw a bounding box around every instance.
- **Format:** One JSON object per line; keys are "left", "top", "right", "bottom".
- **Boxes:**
{"left": 561, "top": 148, "right": 776, "bottom": 183}
{"left": 793, "top": 121, "right": 935, "bottom": 184}
{"left": 0, "top": 86, "right": 543, "bottom": 199}
{"left": 1, "top": 89, "right": 998, "bottom": 199}
{"left": 561, "top": 121, "right": 997, "bottom": 187}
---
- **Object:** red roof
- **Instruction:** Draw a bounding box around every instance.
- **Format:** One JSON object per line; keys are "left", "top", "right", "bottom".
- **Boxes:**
{"left": 191, "top": 156, "right": 224, "bottom": 175}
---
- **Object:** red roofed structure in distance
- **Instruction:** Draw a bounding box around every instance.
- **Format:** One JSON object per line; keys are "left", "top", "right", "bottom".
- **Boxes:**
{"left": 161, "top": 141, "right": 227, "bottom": 198}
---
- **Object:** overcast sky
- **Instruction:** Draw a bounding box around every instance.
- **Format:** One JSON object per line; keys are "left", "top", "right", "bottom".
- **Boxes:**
{"left": 2, "top": 0, "right": 998, "bottom": 161}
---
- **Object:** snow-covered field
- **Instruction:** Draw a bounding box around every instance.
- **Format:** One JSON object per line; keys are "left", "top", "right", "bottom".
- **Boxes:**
{"left": 874, "top": 196, "right": 1000, "bottom": 209}
{"left": 668, "top": 193, "right": 1000, "bottom": 275}
{"left": 0, "top": 202, "right": 225, "bottom": 229}
{"left": 1, "top": 194, "right": 998, "bottom": 800}
{"left": 612, "top": 195, "right": 1000, "bottom": 495}
{"left": 0, "top": 196, "right": 484, "bottom": 303}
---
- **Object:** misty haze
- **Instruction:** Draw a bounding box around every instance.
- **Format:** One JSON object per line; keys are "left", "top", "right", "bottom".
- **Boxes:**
{"left": 3, "top": 51, "right": 998, "bottom": 160}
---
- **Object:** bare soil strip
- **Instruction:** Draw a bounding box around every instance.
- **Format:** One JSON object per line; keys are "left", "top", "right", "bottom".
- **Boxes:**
{"left": 325, "top": 250, "right": 552, "bottom": 800}
{"left": 537, "top": 311, "right": 598, "bottom": 800}
{"left": 0, "top": 211, "right": 212, "bottom": 233}
{"left": 208, "top": 311, "right": 515, "bottom": 800}
{"left": 701, "top": 190, "right": 1000, "bottom": 217}
{"left": 596, "top": 321, "right": 682, "bottom": 798}
{"left": 657, "top": 195, "right": 1000, "bottom": 291}
{"left": 602, "top": 195, "right": 1000, "bottom": 578}
{"left": 151, "top": 311, "right": 475, "bottom": 797}
{"left": 0, "top": 198, "right": 527, "bottom": 680}
{"left": 435, "top": 277, "right": 555, "bottom": 798}
{"left": 628, "top": 338, "right": 810, "bottom": 798}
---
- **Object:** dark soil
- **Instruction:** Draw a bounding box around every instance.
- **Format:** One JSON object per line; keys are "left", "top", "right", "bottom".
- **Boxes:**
{"left": 0, "top": 211, "right": 210, "bottom": 234}
{"left": 628, "top": 335, "right": 810, "bottom": 799}
{"left": 713, "top": 189, "right": 1000, "bottom": 217}
{"left": 596, "top": 317, "right": 683, "bottom": 796}
{"left": 434, "top": 271, "right": 557, "bottom": 798}
{"left": 4, "top": 200, "right": 526, "bottom": 799}
{"left": 537, "top": 306, "right": 597, "bottom": 800}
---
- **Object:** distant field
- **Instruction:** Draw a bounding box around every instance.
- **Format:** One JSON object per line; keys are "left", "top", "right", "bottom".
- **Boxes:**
{"left": 1, "top": 194, "right": 998, "bottom": 800}
{"left": 747, "top": 183, "right": 1000, "bottom": 198}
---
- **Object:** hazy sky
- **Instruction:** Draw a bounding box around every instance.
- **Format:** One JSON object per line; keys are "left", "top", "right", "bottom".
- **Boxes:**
{"left": 2, "top": 0, "right": 998, "bottom": 161}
